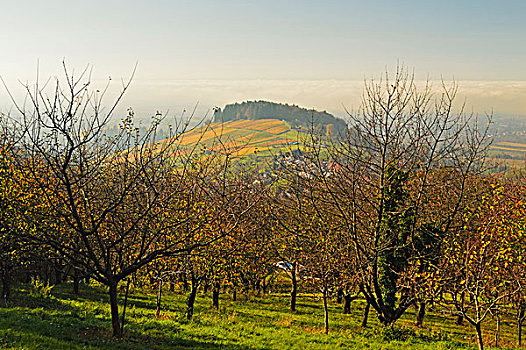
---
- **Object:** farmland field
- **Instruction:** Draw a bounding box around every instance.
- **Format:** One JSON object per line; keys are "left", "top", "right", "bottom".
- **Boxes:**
{"left": 488, "top": 141, "right": 526, "bottom": 170}
{"left": 490, "top": 142, "right": 526, "bottom": 154}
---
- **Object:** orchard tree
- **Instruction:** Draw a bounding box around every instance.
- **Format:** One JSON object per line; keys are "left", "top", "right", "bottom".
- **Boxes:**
{"left": 300, "top": 200, "right": 350, "bottom": 334}
{"left": 318, "top": 66, "right": 491, "bottom": 326}
{"left": 483, "top": 175, "right": 526, "bottom": 347}
{"left": 270, "top": 189, "right": 309, "bottom": 312}
{"left": 227, "top": 191, "right": 277, "bottom": 298}
{"left": 440, "top": 181, "right": 520, "bottom": 350}
{"left": 272, "top": 139, "right": 355, "bottom": 332}
{"left": 0, "top": 145, "right": 29, "bottom": 305}
{"left": 178, "top": 174, "right": 266, "bottom": 320}
{"left": 4, "top": 63, "right": 250, "bottom": 337}
{"left": 0, "top": 121, "right": 52, "bottom": 305}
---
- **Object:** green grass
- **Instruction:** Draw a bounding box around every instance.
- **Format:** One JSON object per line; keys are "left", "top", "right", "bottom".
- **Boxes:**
{"left": 0, "top": 283, "right": 520, "bottom": 349}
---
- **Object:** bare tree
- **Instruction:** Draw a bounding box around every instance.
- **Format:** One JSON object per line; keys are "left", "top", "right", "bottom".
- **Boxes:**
{"left": 4, "top": 63, "right": 249, "bottom": 337}
{"left": 316, "top": 65, "right": 491, "bottom": 325}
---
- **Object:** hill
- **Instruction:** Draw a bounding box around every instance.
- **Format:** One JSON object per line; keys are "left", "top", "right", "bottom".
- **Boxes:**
{"left": 213, "top": 101, "right": 347, "bottom": 137}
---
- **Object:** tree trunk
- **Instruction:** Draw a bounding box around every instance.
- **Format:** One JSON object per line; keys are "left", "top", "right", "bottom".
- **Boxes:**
{"left": 362, "top": 301, "right": 370, "bottom": 327}
{"left": 255, "top": 280, "right": 261, "bottom": 296}
{"left": 203, "top": 278, "right": 209, "bottom": 294}
{"left": 323, "top": 287, "right": 329, "bottom": 334}
{"left": 456, "top": 314, "right": 464, "bottom": 325}
{"left": 457, "top": 293, "right": 465, "bottom": 325}
{"left": 156, "top": 280, "right": 163, "bottom": 317}
{"left": 169, "top": 282, "right": 174, "bottom": 292}
{"left": 290, "top": 261, "right": 297, "bottom": 312}
{"left": 54, "top": 265, "right": 62, "bottom": 285}
{"left": 108, "top": 281, "right": 121, "bottom": 338}
{"left": 120, "top": 279, "right": 130, "bottom": 336}
{"left": 416, "top": 301, "right": 426, "bottom": 327}
{"left": 518, "top": 303, "right": 525, "bottom": 347}
{"left": 186, "top": 276, "right": 199, "bottom": 321}
{"left": 495, "top": 311, "right": 500, "bottom": 348}
{"left": 232, "top": 288, "right": 237, "bottom": 301}
{"left": 261, "top": 277, "right": 267, "bottom": 295}
{"left": 1, "top": 274, "right": 10, "bottom": 307}
{"left": 337, "top": 288, "right": 344, "bottom": 304}
{"left": 212, "top": 280, "right": 220, "bottom": 309}
{"left": 182, "top": 272, "right": 189, "bottom": 293}
{"left": 519, "top": 319, "right": 523, "bottom": 347}
{"left": 44, "top": 266, "right": 49, "bottom": 285}
{"left": 475, "top": 322, "right": 484, "bottom": 350}
{"left": 73, "top": 269, "right": 80, "bottom": 295}
{"left": 343, "top": 294, "right": 353, "bottom": 314}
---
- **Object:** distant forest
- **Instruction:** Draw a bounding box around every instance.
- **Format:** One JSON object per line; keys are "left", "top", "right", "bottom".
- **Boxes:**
{"left": 213, "top": 101, "right": 347, "bottom": 136}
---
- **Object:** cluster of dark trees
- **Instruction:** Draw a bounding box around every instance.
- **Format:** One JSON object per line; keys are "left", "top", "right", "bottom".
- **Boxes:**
{"left": 2, "top": 65, "right": 526, "bottom": 350}
{"left": 213, "top": 100, "right": 347, "bottom": 136}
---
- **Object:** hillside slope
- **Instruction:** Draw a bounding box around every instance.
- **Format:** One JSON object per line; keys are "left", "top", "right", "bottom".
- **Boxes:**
{"left": 175, "top": 119, "right": 300, "bottom": 157}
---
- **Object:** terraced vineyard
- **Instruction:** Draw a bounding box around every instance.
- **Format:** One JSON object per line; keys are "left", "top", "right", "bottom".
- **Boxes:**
{"left": 173, "top": 118, "right": 302, "bottom": 158}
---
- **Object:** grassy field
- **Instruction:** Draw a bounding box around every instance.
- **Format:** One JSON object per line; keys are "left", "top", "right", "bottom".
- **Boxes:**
{"left": 0, "top": 283, "right": 522, "bottom": 349}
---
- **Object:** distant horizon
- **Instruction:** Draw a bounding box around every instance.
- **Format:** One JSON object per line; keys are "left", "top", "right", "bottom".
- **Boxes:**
{"left": 87, "top": 77, "right": 526, "bottom": 123}
{"left": 2, "top": 76, "right": 525, "bottom": 126}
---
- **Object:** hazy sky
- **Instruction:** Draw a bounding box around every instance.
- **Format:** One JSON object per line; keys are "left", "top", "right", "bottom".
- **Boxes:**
{"left": 1, "top": 0, "right": 525, "bottom": 119}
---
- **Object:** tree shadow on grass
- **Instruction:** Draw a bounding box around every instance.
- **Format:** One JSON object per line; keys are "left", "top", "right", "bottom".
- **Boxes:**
{"left": 3, "top": 286, "right": 272, "bottom": 350}
{"left": 50, "top": 283, "right": 163, "bottom": 313}
{"left": 8, "top": 287, "right": 79, "bottom": 313}
{"left": 0, "top": 306, "right": 270, "bottom": 350}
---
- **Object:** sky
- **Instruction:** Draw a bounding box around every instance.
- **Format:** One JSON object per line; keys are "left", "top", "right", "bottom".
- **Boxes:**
{"left": 1, "top": 0, "right": 525, "bottom": 120}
